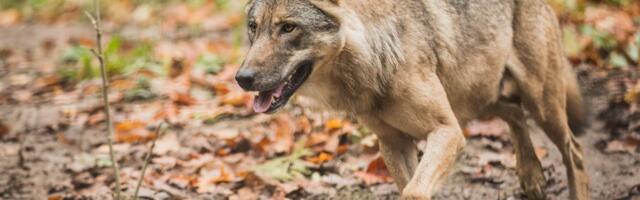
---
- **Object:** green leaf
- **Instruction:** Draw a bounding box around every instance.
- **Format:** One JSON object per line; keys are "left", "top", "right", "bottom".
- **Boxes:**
{"left": 252, "top": 140, "right": 312, "bottom": 182}
{"left": 580, "top": 25, "right": 617, "bottom": 50}
{"left": 195, "top": 53, "right": 224, "bottom": 74}
{"left": 563, "top": 27, "right": 582, "bottom": 57}
{"left": 609, "top": 52, "right": 630, "bottom": 69}
{"left": 627, "top": 43, "right": 639, "bottom": 62}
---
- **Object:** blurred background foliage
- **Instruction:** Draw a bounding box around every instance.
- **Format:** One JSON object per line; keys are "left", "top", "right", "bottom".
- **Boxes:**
{"left": 0, "top": 0, "right": 637, "bottom": 82}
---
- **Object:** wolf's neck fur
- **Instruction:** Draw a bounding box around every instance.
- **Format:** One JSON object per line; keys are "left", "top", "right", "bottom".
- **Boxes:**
{"left": 325, "top": 10, "right": 406, "bottom": 113}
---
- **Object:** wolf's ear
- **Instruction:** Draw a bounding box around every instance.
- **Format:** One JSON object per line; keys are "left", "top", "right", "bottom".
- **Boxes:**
{"left": 308, "top": 0, "right": 345, "bottom": 25}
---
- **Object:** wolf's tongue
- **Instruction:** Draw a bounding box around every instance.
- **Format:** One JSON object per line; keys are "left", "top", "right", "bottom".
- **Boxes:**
{"left": 253, "top": 91, "right": 274, "bottom": 113}
{"left": 253, "top": 84, "right": 286, "bottom": 113}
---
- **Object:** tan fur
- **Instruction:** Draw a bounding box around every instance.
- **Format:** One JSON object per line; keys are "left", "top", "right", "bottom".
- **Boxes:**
{"left": 239, "top": 0, "right": 590, "bottom": 199}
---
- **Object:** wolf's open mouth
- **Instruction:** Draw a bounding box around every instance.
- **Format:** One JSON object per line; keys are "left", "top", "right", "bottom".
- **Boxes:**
{"left": 253, "top": 60, "right": 313, "bottom": 113}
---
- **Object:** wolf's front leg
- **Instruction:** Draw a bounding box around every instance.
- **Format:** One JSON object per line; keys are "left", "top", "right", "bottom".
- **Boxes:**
{"left": 360, "top": 116, "right": 418, "bottom": 190}
{"left": 402, "top": 127, "right": 465, "bottom": 199}
{"left": 375, "top": 73, "right": 466, "bottom": 199}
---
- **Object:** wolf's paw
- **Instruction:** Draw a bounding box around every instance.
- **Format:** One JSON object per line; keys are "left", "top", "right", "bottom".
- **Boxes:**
{"left": 522, "top": 181, "right": 546, "bottom": 200}
{"left": 519, "top": 168, "right": 547, "bottom": 200}
{"left": 400, "top": 189, "right": 431, "bottom": 200}
{"left": 400, "top": 194, "right": 431, "bottom": 200}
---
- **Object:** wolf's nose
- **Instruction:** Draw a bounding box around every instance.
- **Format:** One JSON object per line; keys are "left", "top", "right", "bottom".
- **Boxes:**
{"left": 235, "top": 68, "right": 256, "bottom": 90}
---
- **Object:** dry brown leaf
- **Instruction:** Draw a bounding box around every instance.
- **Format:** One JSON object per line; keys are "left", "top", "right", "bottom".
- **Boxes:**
{"left": 272, "top": 115, "right": 296, "bottom": 153}
{"left": 212, "top": 167, "right": 234, "bottom": 183}
{"left": 355, "top": 156, "right": 393, "bottom": 185}
{"left": 213, "top": 82, "right": 231, "bottom": 95}
{"left": 171, "top": 93, "right": 198, "bottom": 106}
{"left": 47, "top": 195, "right": 62, "bottom": 200}
{"left": 306, "top": 132, "right": 329, "bottom": 147}
{"left": 221, "top": 91, "right": 250, "bottom": 107}
{"left": 0, "top": 121, "right": 9, "bottom": 136}
{"left": 110, "top": 79, "right": 136, "bottom": 90}
{"left": 606, "top": 137, "right": 640, "bottom": 153}
{"left": 35, "top": 75, "right": 61, "bottom": 89}
{"left": 87, "top": 112, "right": 105, "bottom": 126}
{"left": 115, "top": 120, "right": 154, "bottom": 143}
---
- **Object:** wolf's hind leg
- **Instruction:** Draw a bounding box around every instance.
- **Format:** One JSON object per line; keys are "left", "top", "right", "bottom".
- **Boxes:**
{"left": 529, "top": 95, "right": 589, "bottom": 200}
{"left": 491, "top": 101, "right": 546, "bottom": 200}
{"left": 360, "top": 116, "right": 418, "bottom": 190}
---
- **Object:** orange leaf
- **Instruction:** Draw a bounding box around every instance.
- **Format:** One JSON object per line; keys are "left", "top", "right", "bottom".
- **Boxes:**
{"left": 307, "top": 152, "right": 333, "bottom": 164}
{"left": 115, "top": 121, "right": 154, "bottom": 143}
{"left": 213, "top": 82, "right": 231, "bottom": 95}
{"left": 115, "top": 121, "right": 145, "bottom": 132}
{"left": 47, "top": 195, "right": 62, "bottom": 200}
{"left": 325, "top": 119, "right": 344, "bottom": 130}
{"left": 110, "top": 79, "right": 136, "bottom": 90}
{"left": 213, "top": 167, "right": 233, "bottom": 183}
{"left": 535, "top": 148, "right": 548, "bottom": 159}
{"left": 171, "top": 93, "right": 198, "bottom": 106}
{"left": 221, "top": 91, "right": 250, "bottom": 107}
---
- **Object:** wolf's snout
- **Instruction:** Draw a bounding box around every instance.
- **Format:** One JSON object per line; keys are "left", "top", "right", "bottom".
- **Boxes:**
{"left": 235, "top": 68, "right": 256, "bottom": 90}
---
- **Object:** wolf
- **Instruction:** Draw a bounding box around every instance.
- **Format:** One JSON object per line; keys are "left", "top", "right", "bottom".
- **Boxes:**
{"left": 235, "top": 0, "right": 590, "bottom": 199}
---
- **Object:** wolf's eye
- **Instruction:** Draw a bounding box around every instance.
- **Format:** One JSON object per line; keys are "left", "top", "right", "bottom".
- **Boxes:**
{"left": 248, "top": 22, "right": 257, "bottom": 32}
{"left": 281, "top": 23, "right": 296, "bottom": 33}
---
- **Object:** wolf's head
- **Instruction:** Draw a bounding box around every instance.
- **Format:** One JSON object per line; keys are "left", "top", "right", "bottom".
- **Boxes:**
{"left": 235, "top": 0, "right": 342, "bottom": 113}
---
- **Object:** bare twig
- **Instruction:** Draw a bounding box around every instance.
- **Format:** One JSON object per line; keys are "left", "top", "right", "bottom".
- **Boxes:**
{"left": 133, "top": 123, "right": 165, "bottom": 200}
{"left": 85, "top": 0, "right": 122, "bottom": 199}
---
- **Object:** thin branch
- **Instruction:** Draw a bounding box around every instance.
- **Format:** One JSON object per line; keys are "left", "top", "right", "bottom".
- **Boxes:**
{"left": 133, "top": 123, "right": 165, "bottom": 200}
{"left": 86, "top": 0, "right": 122, "bottom": 199}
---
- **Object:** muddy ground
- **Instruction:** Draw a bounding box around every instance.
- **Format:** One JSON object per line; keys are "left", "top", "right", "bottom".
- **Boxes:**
{"left": 1, "top": 25, "right": 639, "bottom": 200}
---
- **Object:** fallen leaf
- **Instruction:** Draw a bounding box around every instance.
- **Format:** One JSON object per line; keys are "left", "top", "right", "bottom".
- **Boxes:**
{"left": 355, "top": 156, "right": 393, "bottom": 185}
{"left": 272, "top": 115, "right": 296, "bottom": 153}
{"left": 213, "top": 167, "right": 234, "bottom": 183}
{"left": 0, "top": 121, "right": 9, "bottom": 136}
{"left": 535, "top": 147, "right": 548, "bottom": 159}
{"left": 325, "top": 119, "right": 344, "bottom": 130}
{"left": 35, "top": 75, "right": 61, "bottom": 89}
{"left": 47, "top": 195, "right": 62, "bottom": 200}
{"left": 167, "top": 174, "right": 196, "bottom": 189}
{"left": 171, "top": 93, "right": 198, "bottom": 106}
{"left": 253, "top": 147, "right": 312, "bottom": 182}
{"left": 307, "top": 152, "right": 333, "bottom": 164}
{"left": 221, "top": 91, "right": 250, "bottom": 107}
{"left": 605, "top": 137, "right": 640, "bottom": 153}
{"left": 115, "top": 120, "right": 154, "bottom": 143}
{"left": 110, "top": 79, "right": 136, "bottom": 90}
